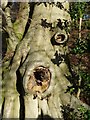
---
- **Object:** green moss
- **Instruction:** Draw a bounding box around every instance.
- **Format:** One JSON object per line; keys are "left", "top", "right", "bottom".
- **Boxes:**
{"left": 13, "top": 22, "right": 23, "bottom": 40}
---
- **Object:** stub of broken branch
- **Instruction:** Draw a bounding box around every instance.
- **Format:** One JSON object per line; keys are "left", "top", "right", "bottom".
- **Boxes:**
{"left": 27, "top": 66, "right": 51, "bottom": 94}
{"left": 54, "top": 32, "right": 68, "bottom": 44}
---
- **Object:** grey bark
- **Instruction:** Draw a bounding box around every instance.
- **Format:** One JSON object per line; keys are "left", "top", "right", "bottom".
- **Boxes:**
{"left": 1, "top": 2, "right": 90, "bottom": 119}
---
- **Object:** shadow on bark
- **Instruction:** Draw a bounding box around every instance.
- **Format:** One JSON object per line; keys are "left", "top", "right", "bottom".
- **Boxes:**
{"left": 51, "top": 51, "right": 64, "bottom": 66}
{"left": 16, "top": 69, "right": 25, "bottom": 119}
{"left": 61, "top": 104, "right": 75, "bottom": 120}
{"left": 37, "top": 115, "right": 55, "bottom": 120}
{"left": 22, "top": 3, "right": 35, "bottom": 39}
{"left": 19, "top": 95, "right": 25, "bottom": 120}
{"left": 2, "top": 32, "right": 9, "bottom": 58}
{"left": 0, "top": 98, "right": 5, "bottom": 120}
{"left": 36, "top": 109, "right": 55, "bottom": 120}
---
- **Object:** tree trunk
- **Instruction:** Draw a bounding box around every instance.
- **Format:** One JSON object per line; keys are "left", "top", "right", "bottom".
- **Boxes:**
{"left": 1, "top": 2, "right": 90, "bottom": 119}
{"left": 79, "top": 17, "right": 82, "bottom": 39}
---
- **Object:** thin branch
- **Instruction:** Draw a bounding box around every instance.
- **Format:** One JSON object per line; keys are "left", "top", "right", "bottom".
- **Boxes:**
{"left": 4, "top": 7, "right": 19, "bottom": 51}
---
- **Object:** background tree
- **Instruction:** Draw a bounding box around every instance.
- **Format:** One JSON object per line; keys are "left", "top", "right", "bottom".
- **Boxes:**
{"left": 69, "top": 2, "right": 87, "bottom": 38}
{"left": 0, "top": 1, "right": 90, "bottom": 119}
{"left": 69, "top": 2, "right": 82, "bottom": 99}
{"left": 68, "top": 2, "right": 90, "bottom": 108}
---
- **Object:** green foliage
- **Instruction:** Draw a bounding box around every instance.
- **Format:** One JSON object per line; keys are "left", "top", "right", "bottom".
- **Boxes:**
{"left": 62, "top": 104, "right": 77, "bottom": 120}
{"left": 68, "top": 2, "right": 90, "bottom": 112}
{"left": 62, "top": 104, "right": 90, "bottom": 120}
{"left": 68, "top": 71, "right": 90, "bottom": 105}
{"left": 80, "top": 71, "right": 90, "bottom": 98}
{"left": 72, "top": 38, "right": 88, "bottom": 54}
{"left": 78, "top": 106, "right": 90, "bottom": 120}
{"left": 69, "top": 87, "right": 75, "bottom": 94}
{"left": 69, "top": 2, "right": 87, "bottom": 20}
{"left": 82, "top": 20, "right": 90, "bottom": 29}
